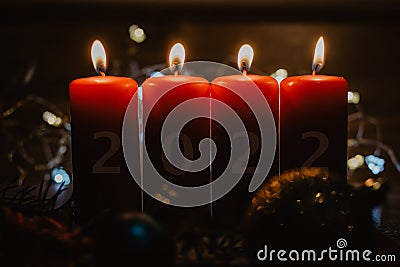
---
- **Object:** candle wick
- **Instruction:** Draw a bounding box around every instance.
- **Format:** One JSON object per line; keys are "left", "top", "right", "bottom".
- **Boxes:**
{"left": 100, "top": 71, "right": 106, "bottom": 77}
{"left": 241, "top": 62, "right": 248, "bottom": 76}
{"left": 312, "top": 63, "right": 321, "bottom": 75}
{"left": 171, "top": 64, "right": 180, "bottom": 76}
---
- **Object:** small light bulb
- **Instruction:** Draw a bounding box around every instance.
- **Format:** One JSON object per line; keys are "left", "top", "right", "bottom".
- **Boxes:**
{"left": 129, "top": 24, "right": 146, "bottom": 43}
{"left": 51, "top": 167, "right": 71, "bottom": 185}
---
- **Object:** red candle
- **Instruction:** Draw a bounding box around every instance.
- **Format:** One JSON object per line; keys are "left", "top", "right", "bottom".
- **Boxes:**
{"left": 69, "top": 40, "right": 139, "bottom": 224}
{"left": 279, "top": 36, "right": 348, "bottom": 182}
{"left": 211, "top": 44, "right": 279, "bottom": 222}
{"left": 138, "top": 43, "right": 211, "bottom": 228}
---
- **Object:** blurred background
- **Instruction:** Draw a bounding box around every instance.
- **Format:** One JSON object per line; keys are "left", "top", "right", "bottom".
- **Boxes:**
{"left": 0, "top": 0, "right": 399, "bottom": 116}
{"left": 0, "top": 0, "right": 399, "bottom": 265}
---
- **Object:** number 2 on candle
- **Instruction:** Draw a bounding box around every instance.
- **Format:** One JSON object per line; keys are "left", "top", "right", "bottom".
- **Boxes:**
{"left": 92, "top": 131, "right": 121, "bottom": 174}
{"left": 301, "top": 131, "right": 329, "bottom": 167}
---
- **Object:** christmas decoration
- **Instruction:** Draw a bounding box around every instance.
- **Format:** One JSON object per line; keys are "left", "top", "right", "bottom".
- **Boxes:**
{"left": 243, "top": 167, "right": 397, "bottom": 265}
{"left": 245, "top": 168, "right": 354, "bottom": 247}
{"left": 87, "top": 211, "right": 176, "bottom": 267}
{"left": 0, "top": 205, "right": 92, "bottom": 267}
{"left": 174, "top": 224, "right": 247, "bottom": 265}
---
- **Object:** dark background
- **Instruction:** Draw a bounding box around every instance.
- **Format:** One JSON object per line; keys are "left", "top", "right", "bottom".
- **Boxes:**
{"left": 0, "top": 0, "right": 399, "bottom": 116}
{"left": 2, "top": 1, "right": 400, "bottom": 157}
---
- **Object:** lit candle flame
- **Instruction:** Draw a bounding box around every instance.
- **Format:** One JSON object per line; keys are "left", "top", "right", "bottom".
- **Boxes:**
{"left": 91, "top": 40, "right": 107, "bottom": 76}
{"left": 238, "top": 44, "right": 254, "bottom": 75}
{"left": 312, "top": 36, "right": 325, "bottom": 74}
{"left": 169, "top": 43, "right": 185, "bottom": 75}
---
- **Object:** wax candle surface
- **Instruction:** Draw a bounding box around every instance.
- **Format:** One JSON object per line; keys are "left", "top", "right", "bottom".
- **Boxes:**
{"left": 69, "top": 76, "right": 138, "bottom": 224}
{"left": 142, "top": 75, "right": 211, "bottom": 185}
{"left": 140, "top": 75, "right": 211, "bottom": 228}
{"left": 279, "top": 75, "right": 348, "bottom": 182}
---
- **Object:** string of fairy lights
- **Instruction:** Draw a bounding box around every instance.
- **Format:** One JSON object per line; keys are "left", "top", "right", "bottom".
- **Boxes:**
{"left": 346, "top": 90, "right": 400, "bottom": 176}
{"left": 0, "top": 68, "right": 399, "bottom": 208}
{"left": 0, "top": 95, "right": 71, "bottom": 186}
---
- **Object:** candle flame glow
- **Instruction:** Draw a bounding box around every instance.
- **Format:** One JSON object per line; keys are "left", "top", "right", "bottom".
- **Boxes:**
{"left": 169, "top": 43, "right": 185, "bottom": 68}
{"left": 312, "top": 36, "right": 325, "bottom": 73}
{"left": 91, "top": 40, "right": 107, "bottom": 75}
{"left": 238, "top": 44, "right": 254, "bottom": 73}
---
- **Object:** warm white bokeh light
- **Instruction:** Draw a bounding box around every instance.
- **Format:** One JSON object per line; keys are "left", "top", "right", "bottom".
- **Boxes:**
{"left": 129, "top": 24, "right": 146, "bottom": 43}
